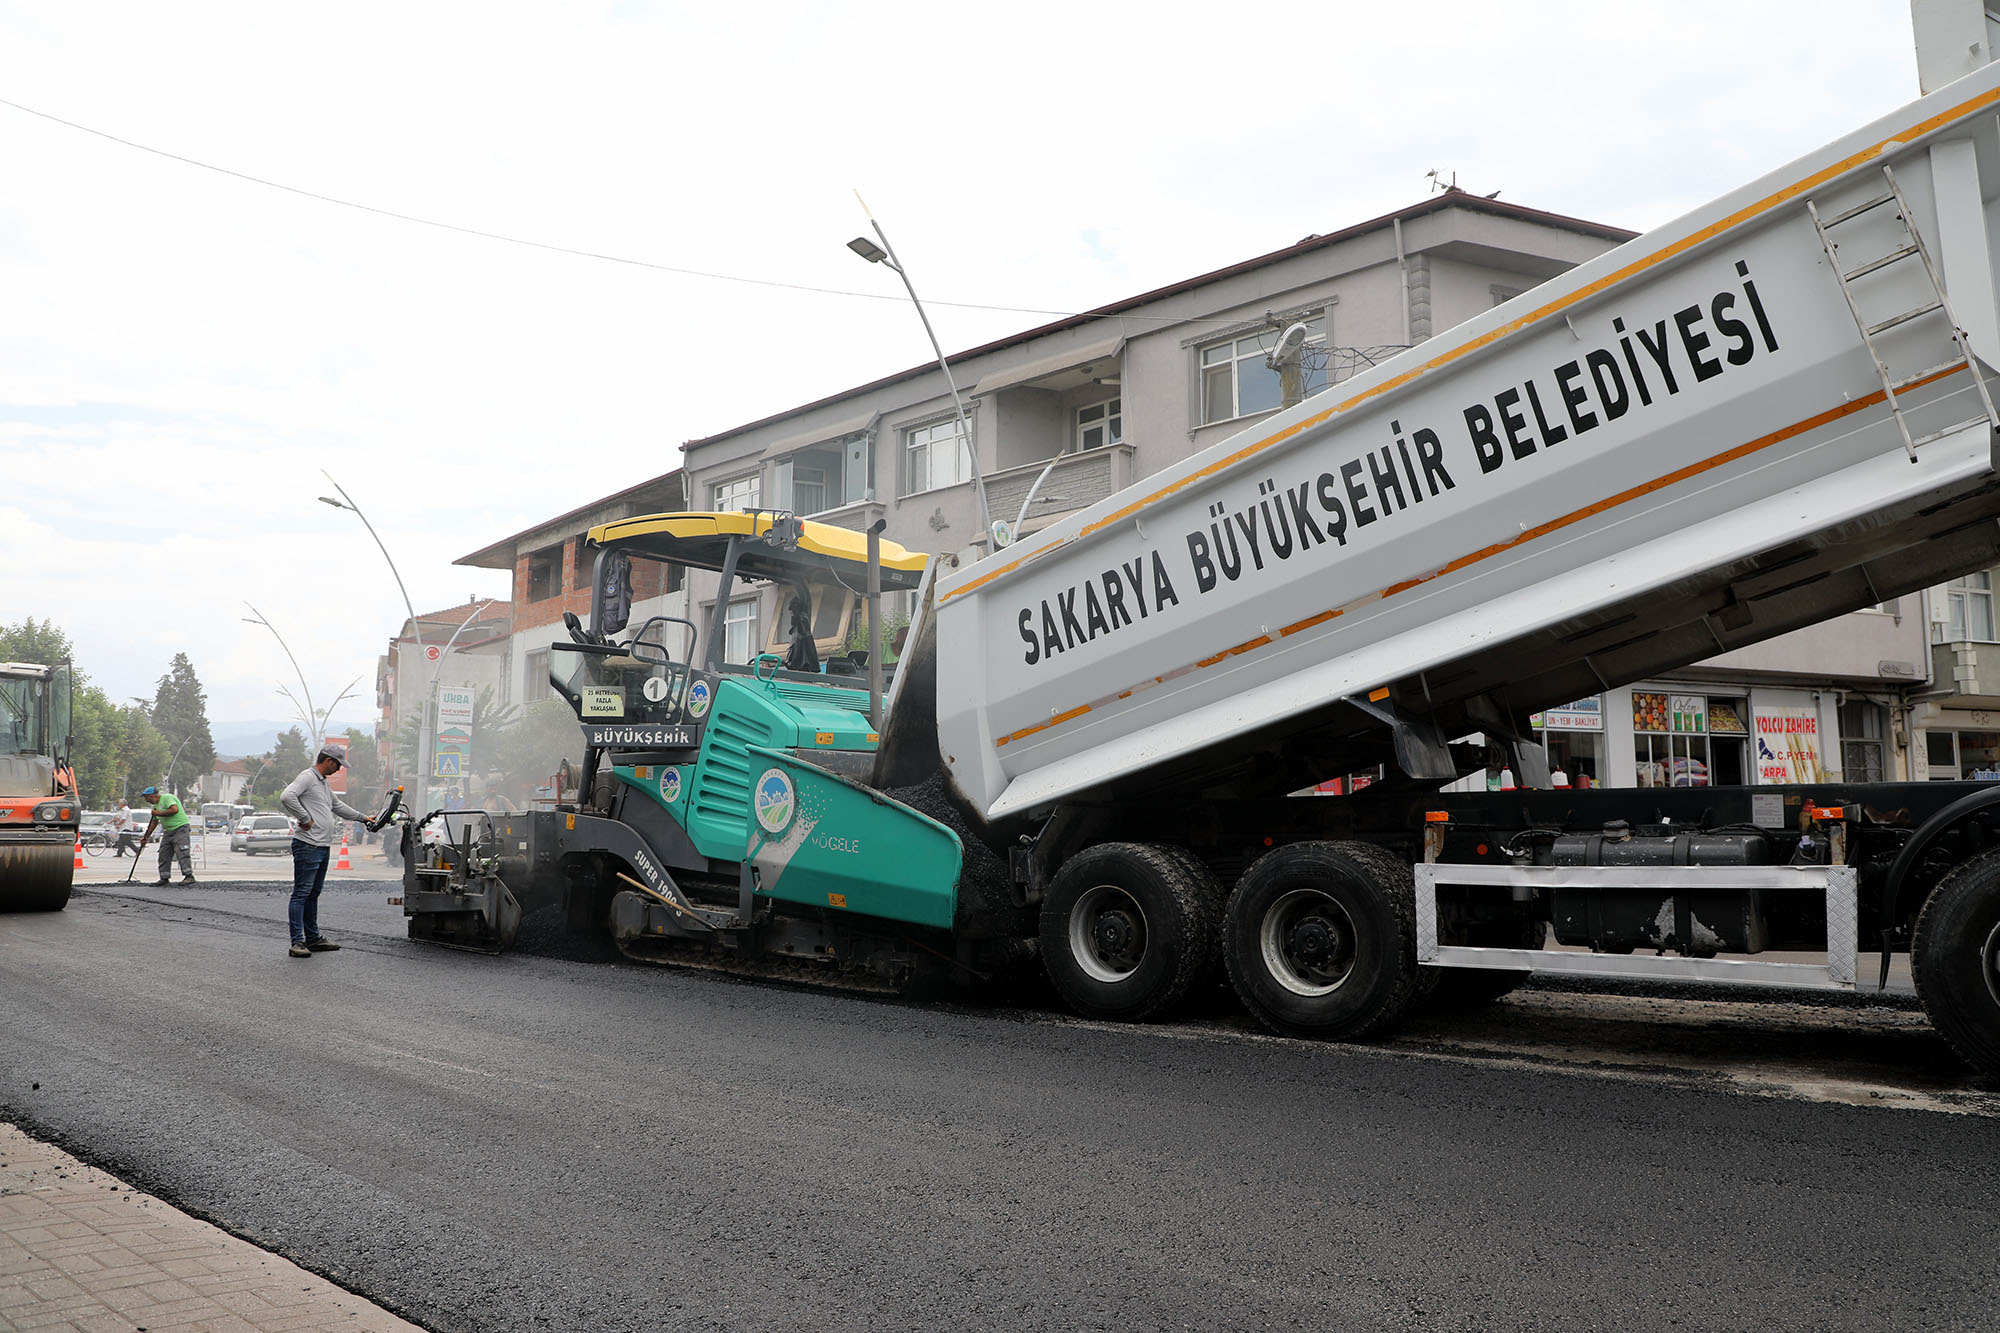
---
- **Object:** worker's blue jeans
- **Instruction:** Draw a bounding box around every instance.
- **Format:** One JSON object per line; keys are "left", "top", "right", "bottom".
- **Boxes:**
{"left": 289, "top": 840, "right": 330, "bottom": 945}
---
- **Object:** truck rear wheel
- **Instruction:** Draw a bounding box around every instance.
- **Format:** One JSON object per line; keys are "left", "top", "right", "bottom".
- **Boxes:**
{"left": 1911, "top": 847, "right": 2000, "bottom": 1078}
{"left": 1039, "top": 842, "right": 1218, "bottom": 1022}
{"left": 1223, "top": 840, "right": 1417, "bottom": 1041}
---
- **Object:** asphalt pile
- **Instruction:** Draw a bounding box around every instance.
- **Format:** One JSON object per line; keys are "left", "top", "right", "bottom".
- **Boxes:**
{"left": 512, "top": 901, "right": 622, "bottom": 963}
{"left": 882, "top": 771, "right": 1022, "bottom": 943}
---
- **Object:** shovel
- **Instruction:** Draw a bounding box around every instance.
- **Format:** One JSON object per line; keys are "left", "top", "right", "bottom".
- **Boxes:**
{"left": 125, "top": 831, "right": 151, "bottom": 883}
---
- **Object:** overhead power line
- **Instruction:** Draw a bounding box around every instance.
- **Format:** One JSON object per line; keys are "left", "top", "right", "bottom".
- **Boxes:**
{"left": 0, "top": 94, "right": 1244, "bottom": 329}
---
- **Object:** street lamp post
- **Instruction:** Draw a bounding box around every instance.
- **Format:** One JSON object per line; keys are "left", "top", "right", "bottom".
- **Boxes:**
{"left": 318, "top": 474, "right": 433, "bottom": 803}
{"left": 846, "top": 202, "right": 995, "bottom": 551}
{"left": 242, "top": 755, "right": 273, "bottom": 806}
{"left": 243, "top": 605, "right": 317, "bottom": 746}
{"left": 162, "top": 729, "right": 196, "bottom": 798}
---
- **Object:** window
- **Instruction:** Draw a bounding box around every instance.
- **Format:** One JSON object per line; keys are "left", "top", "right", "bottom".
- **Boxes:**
{"left": 776, "top": 435, "right": 872, "bottom": 515}
{"left": 1945, "top": 572, "right": 1995, "bottom": 641}
{"left": 1631, "top": 691, "right": 1748, "bottom": 787}
{"left": 1930, "top": 729, "right": 2000, "bottom": 778}
{"left": 526, "top": 546, "right": 561, "bottom": 602}
{"left": 723, "top": 599, "right": 758, "bottom": 665}
{"left": 1076, "top": 398, "right": 1122, "bottom": 452}
{"left": 1200, "top": 316, "right": 1325, "bottom": 424}
{"left": 571, "top": 535, "right": 591, "bottom": 591}
{"left": 523, "top": 649, "right": 551, "bottom": 704}
{"left": 711, "top": 473, "right": 761, "bottom": 513}
{"left": 1840, "top": 701, "right": 1888, "bottom": 783}
{"left": 1531, "top": 698, "right": 1603, "bottom": 788}
{"left": 905, "top": 417, "right": 973, "bottom": 493}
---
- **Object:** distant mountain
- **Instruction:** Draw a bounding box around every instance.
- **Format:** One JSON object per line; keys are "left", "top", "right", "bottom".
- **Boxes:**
{"left": 210, "top": 718, "right": 372, "bottom": 761}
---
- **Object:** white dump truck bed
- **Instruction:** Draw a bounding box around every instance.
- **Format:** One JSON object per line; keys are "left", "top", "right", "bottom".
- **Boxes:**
{"left": 933, "top": 59, "right": 2000, "bottom": 824}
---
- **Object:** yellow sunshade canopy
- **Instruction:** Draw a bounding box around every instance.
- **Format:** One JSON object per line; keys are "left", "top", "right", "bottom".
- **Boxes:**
{"left": 587, "top": 511, "right": 929, "bottom": 590}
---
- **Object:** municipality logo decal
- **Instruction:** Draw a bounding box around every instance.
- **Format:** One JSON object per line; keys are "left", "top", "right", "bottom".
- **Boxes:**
{"left": 687, "top": 678, "right": 712, "bottom": 718}
{"left": 753, "top": 768, "right": 794, "bottom": 834}
{"left": 660, "top": 767, "right": 682, "bottom": 804}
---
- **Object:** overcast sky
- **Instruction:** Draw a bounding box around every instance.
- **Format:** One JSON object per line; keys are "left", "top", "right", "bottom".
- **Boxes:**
{"left": 0, "top": 0, "right": 1921, "bottom": 733}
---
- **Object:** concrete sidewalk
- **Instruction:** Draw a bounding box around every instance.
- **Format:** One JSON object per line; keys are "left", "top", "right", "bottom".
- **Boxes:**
{"left": 0, "top": 1123, "right": 421, "bottom": 1332}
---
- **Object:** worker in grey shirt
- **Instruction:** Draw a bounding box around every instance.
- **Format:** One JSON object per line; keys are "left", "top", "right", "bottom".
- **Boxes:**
{"left": 280, "top": 746, "right": 375, "bottom": 959}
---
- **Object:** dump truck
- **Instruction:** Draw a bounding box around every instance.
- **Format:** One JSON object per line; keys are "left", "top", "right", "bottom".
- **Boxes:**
{"left": 0, "top": 661, "right": 78, "bottom": 912}
{"left": 405, "top": 51, "right": 2000, "bottom": 1077}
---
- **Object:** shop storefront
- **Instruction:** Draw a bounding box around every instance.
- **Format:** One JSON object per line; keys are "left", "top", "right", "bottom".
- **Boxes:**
{"left": 1626, "top": 690, "right": 1751, "bottom": 787}
{"left": 1525, "top": 684, "right": 1903, "bottom": 789}
{"left": 1921, "top": 714, "right": 2000, "bottom": 780}
{"left": 1529, "top": 699, "right": 1604, "bottom": 788}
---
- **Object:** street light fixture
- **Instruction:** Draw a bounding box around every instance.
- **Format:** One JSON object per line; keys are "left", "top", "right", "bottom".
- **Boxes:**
{"left": 276, "top": 675, "right": 360, "bottom": 742}
{"left": 846, "top": 202, "right": 994, "bottom": 551}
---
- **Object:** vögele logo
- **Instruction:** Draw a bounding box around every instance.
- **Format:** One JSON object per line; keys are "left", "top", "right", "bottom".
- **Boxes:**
{"left": 753, "top": 768, "right": 794, "bottom": 834}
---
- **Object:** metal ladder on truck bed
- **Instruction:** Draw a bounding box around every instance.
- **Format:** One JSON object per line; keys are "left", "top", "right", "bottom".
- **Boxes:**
{"left": 1807, "top": 162, "right": 2000, "bottom": 462}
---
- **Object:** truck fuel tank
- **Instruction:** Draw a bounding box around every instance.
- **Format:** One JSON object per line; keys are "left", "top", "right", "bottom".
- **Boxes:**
{"left": 1545, "top": 825, "right": 1775, "bottom": 956}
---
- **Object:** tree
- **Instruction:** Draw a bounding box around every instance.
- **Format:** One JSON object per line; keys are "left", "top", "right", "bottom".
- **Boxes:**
{"left": 389, "top": 711, "right": 422, "bottom": 787}
{"left": 67, "top": 684, "right": 119, "bottom": 807}
{"left": 111, "top": 706, "right": 170, "bottom": 805}
{"left": 1, "top": 619, "right": 130, "bottom": 806}
{"left": 149, "top": 653, "right": 216, "bottom": 796}
{"left": 250, "top": 728, "right": 312, "bottom": 803}
{"left": 343, "top": 725, "right": 383, "bottom": 801}
{"left": 0, "top": 617, "right": 74, "bottom": 666}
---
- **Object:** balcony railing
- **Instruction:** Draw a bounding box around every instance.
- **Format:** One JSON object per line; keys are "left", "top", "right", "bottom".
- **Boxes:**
{"left": 788, "top": 497, "right": 887, "bottom": 535}
{"left": 984, "top": 444, "right": 1135, "bottom": 532}
{"left": 1933, "top": 638, "right": 2000, "bottom": 699}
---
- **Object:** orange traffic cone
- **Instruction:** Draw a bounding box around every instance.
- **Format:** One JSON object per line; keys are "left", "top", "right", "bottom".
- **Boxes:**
{"left": 335, "top": 834, "right": 351, "bottom": 871}
{"left": 72, "top": 836, "right": 85, "bottom": 869}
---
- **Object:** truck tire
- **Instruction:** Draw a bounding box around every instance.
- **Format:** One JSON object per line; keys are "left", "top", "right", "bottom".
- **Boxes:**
{"left": 1223, "top": 840, "right": 1418, "bottom": 1041}
{"left": 1039, "top": 842, "right": 1218, "bottom": 1022}
{"left": 1155, "top": 844, "right": 1227, "bottom": 990}
{"left": 1911, "top": 847, "right": 2000, "bottom": 1078}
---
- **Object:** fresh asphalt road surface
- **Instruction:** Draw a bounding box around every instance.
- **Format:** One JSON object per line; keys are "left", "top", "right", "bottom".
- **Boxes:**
{"left": 4, "top": 882, "right": 1999, "bottom": 1332}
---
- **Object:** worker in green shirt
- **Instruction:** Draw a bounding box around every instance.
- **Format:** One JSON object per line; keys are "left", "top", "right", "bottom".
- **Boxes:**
{"left": 136, "top": 785, "right": 196, "bottom": 886}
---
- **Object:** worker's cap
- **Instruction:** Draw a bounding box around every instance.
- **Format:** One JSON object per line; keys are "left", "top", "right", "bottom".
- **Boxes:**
{"left": 140, "top": 785, "right": 158, "bottom": 797}
{"left": 315, "top": 746, "right": 345, "bottom": 769}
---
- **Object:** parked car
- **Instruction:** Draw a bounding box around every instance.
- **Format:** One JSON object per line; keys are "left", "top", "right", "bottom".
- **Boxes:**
{"left": 228, "top": 816, "right": 257, "bottom": 852}
{"left": 78, "top": 810, "right": 115, "bottom": 850}
{"left": 241, "top": 814, "right": 295, "bottom": 855}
